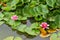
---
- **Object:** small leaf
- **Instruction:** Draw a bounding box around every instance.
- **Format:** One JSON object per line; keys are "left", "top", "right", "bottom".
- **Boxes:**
{"left": 50, "top": 33, "right": 58, "bottom": 40}
{"left": 14, "top": 37, "right": 22, "bottom": 40}
{"left": 3, "top": 36, "right": 14, "bottom": 40}
{"left": 3, "top": 36, "right": 22, "bottom": 40}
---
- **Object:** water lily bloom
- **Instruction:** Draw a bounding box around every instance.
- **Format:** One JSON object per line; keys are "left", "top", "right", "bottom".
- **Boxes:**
{"left": 11, "top": 15, "right": 18, "bottom": 20}
{"left": 40, "top": 22, "right": 49, "bottom": 29}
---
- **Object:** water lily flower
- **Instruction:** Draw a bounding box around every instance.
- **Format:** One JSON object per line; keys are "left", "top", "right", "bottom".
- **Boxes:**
{"left": 11, "top": 15, "right": 18, "bottom": 20}
{"left": 40, "top": 22, "right": 49, "bottom": 29}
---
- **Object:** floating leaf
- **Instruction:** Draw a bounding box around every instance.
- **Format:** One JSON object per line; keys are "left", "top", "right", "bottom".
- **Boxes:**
{"left": 47, "top": 29, "right": 57, "bottom": 33}
{"left": 14, "top": 37, "right": 22, "bottom": 40}
{"left": 17, "top": 24, "right": 26, "bottom": 32}
{"left": 50, "top": 33, "right": 57, "bottom": 40}
{"left": 55, "top": 15, "right": 60, "bottom": 28}
{"left": 11, "top": 0, "right": 19, "bottom": 7}
{"left": 46, "top": 0, "right": 56, "bottom": 7}
{"left": 57, "top": 31, "right": 60, "bottom": 37}
{"left": 0, "top": 13, "right": 4, "bottom": 20}
{"left": 3, "top": 36, "right": 22, "bottom": 40}
{"left": 0, "top": 21, "right": 4, "bottom": 25}
{"left": 2, "top": 6, "right": 11, "bottom": 11}
{"left": 3, "top": 36, "right": 14, "bottom": 40}
{"left": 56, "top": 0, "right": 60, "bottom": 6}
{"left": 40, "top": 28, "right": 47, "bottom": 35}
{"left": 25, "top": 23, "right": 40, "bottom": 35}
{"left": 25, "top": 27, "right": 40, "bottom": 35}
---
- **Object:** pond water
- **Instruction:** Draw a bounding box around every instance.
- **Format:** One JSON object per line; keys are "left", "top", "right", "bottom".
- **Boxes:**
{"left": 0, "top": 24, "right": 49, "bottom": 40}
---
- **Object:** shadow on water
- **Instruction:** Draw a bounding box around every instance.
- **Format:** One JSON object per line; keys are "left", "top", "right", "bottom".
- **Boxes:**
{"left": 10, "top": 27, "right": 36, "bottom": 39}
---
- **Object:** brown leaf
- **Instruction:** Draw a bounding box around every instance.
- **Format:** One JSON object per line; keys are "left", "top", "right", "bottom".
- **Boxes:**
{"left": 2, "top": 3, "right": 7, "bottom": 7}
{"left": 47, "top": 29, "right": 57, "bottom": 33}
{"left": 40, "top": 28, "right": 47, "bottom": 35}
{"left": 40, "top": 33, "right": 50, "bottom": 38}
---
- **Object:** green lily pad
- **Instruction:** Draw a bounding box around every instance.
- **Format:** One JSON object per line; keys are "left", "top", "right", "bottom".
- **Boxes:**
{"left": 14, "top": 37, "right": 22, "bottom": 40}
{"left": 3, "top": 36, "right": 14, "bottom": 40}
{"left": 3, "top": 36, "right": 22, "bottom": 40}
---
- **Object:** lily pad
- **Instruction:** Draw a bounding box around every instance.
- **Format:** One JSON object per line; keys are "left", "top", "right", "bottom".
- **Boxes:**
{"left": 3, "top": 36, "right": 22, "bottom": 40}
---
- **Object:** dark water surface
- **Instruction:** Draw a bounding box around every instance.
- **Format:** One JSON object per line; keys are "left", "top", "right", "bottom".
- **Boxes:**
{"left": 0, "top": 24, "right": 50, "bottom": 40}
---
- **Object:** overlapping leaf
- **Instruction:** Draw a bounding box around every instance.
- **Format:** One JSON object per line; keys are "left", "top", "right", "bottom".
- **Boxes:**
{"left": 46, "top": 0, "right": 56, "bottom": 7}
{"left": 55, "top": 15, "right": 60, "bottom": 28}
{"left": 25, "top": 23, "right": 40, "bottom": 35}
{"left": 23, "top": 4, "right": 49, "bottom": 18}
{"left": 0, "top": 0, "right": 60, "bottom": 36}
